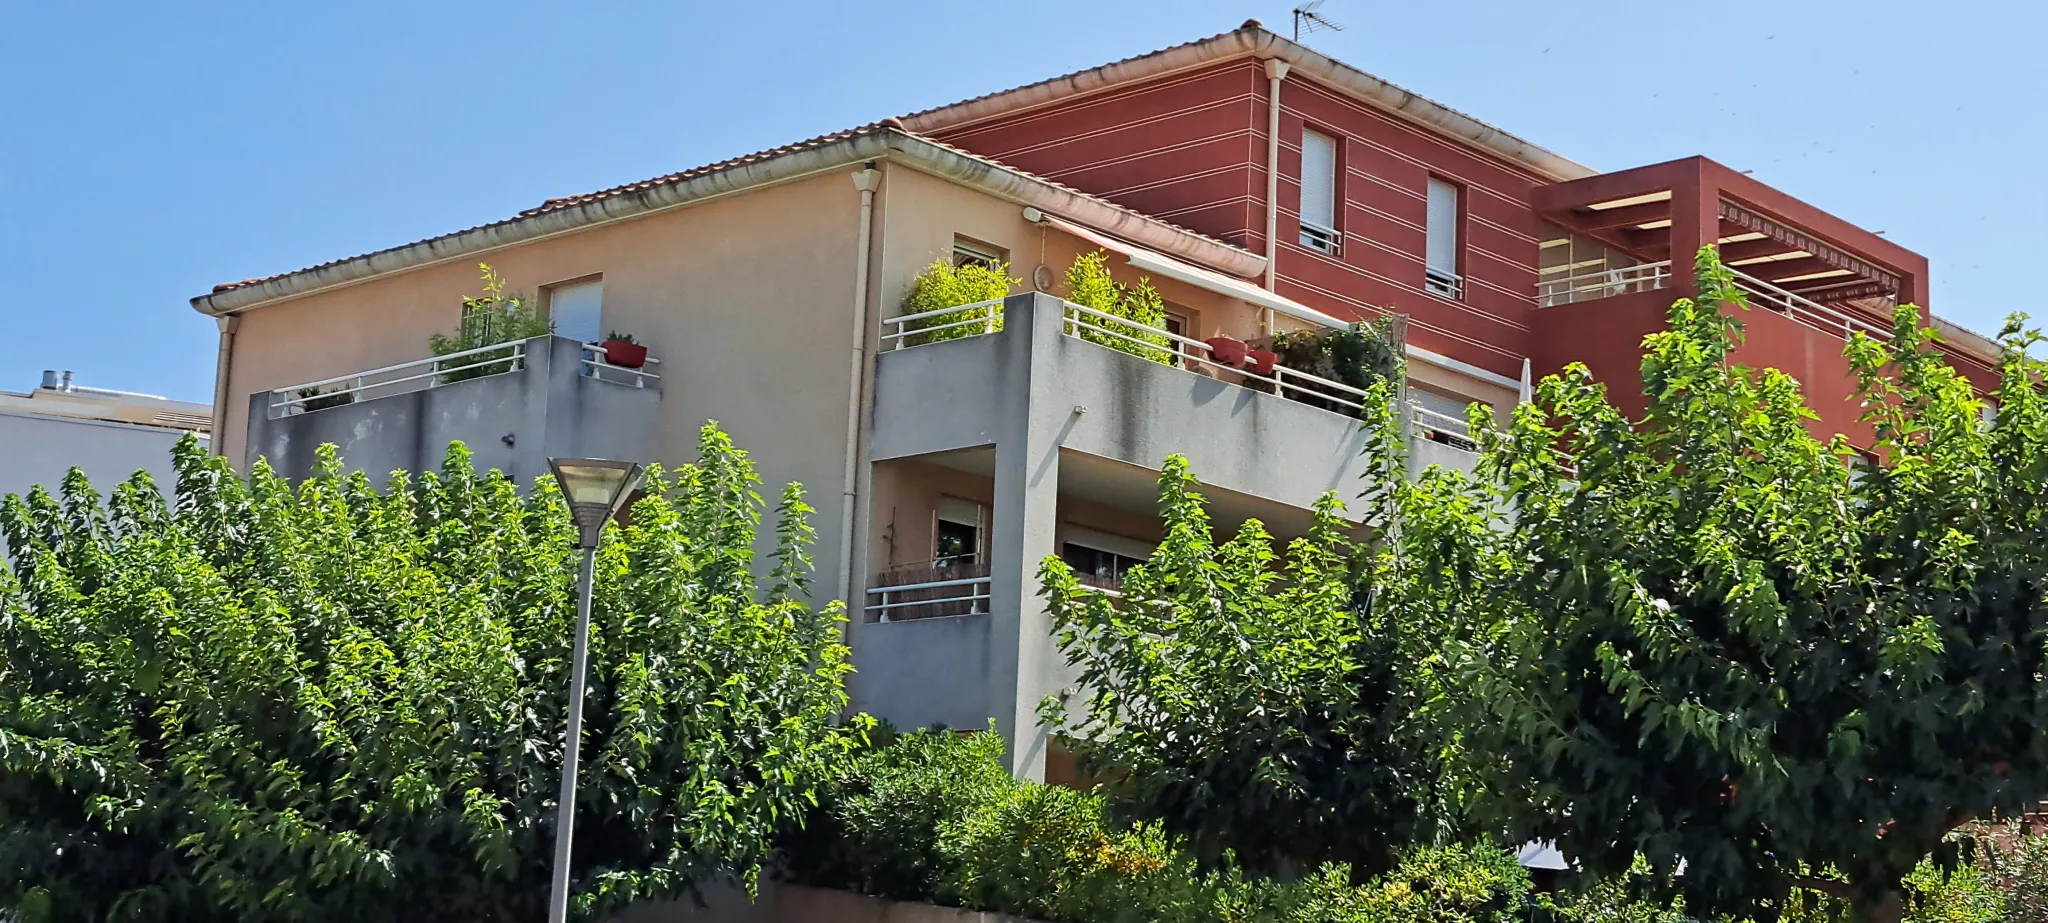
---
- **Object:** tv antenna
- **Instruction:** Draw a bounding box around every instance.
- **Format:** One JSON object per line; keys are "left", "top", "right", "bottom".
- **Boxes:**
{"left": 1292, "top": 0, "right": 1343, "bottom": 41}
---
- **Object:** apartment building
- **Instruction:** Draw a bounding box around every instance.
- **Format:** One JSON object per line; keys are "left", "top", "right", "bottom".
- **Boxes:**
{"left": 0, "top": 370, "right": 211, "bottom": 503}
{"left": 189, "top": 22, "right": 1996, "bottom": 779}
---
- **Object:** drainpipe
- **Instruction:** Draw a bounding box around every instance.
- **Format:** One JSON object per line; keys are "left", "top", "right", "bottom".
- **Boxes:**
{"left": 1262, "top": 58, "right": 1290, "bottom": 335}
{"left": 209, "top": 314, "right": 240, "bottom": 455}
{"left": 837, "top": 167, "right": 883, "bottom": 609}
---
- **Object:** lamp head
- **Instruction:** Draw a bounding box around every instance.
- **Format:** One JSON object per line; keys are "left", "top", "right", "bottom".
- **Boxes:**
{"left": 548, "top": 457, "right": 646, "bottom": 548}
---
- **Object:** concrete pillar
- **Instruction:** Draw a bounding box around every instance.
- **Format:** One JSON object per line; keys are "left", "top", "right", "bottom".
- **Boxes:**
{"left": 517, "top": 335, "right": 567, "bottom": 490}
{"left": 1669, "top": 162, "right": 1719, "bottom": 300}
{"left": 986, "top": 293, "right": 1066, "bottom": 781}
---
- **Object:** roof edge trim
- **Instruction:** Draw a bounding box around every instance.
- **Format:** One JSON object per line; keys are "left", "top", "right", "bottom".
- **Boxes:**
{"left": 900, "top": 27, "right": 1596, "bottom": 183}
{"left": 191, "top": 129, "right": 1265, "bottom": 315}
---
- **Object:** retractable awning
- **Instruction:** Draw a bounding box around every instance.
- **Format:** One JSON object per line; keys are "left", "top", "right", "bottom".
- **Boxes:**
{"left": 1028, "top": 209, "right": 1348, "bottom": 329}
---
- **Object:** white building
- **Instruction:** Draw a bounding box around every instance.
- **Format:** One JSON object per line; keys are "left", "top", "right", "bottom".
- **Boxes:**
{"left": 0, "top": 370, "right": 211, "bottom": 504}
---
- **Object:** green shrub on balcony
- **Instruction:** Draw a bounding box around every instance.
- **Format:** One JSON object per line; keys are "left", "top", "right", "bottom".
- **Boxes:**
{"left": 428, "top": 262, "right": 552, "bottom": 384}
{"left": 901, "top": 258, "right": 1017, "bottom": 346}
{"left": 1066, "top": 250, "right": 1174, "bottom": 365}
{"left": 1266, "top": 317, "right": 1405, "bottom": 417}
{"left": 292, "top": 386, "right": 354, "bottom": 412}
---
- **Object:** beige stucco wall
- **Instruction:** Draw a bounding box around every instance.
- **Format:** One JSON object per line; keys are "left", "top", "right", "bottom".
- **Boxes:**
{"left": 869, "top": 164, "right": 1267, "bottom": 346}
{"left": 220, "top": 169, "right": 869, "bottom": 599}
{"left": 214, "top": 156, "right": 1506, "bottom": 611}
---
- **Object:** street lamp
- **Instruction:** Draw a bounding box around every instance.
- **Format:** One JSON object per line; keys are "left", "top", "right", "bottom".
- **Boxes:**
{"left": 545, "top": 457, "right": 645, "bottom": 923}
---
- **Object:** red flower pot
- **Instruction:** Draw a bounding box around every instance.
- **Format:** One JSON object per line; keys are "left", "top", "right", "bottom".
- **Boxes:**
{"left": 601, "top": 339, "right": 648, "bottom": 369}
{"left": 1246, "top": 349, "right": 1279, "bottom": 376}
{"left": 1204, "top": 336, "right": 1248, "bottom": 366}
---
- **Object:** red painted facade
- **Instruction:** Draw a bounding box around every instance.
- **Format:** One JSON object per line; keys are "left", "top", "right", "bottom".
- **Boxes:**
{"left": 921, "top": 32, "right": 1995, "bottom": 441}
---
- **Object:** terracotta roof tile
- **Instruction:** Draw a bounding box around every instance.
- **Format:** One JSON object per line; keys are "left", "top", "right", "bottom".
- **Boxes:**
{"left": 896, "top": 26, "right": 1245, "bottom": 127}
{"left": 512, "top": 121, "right": 896, "bottom": 218}
{"left": 205, "top": 120, "right": 1247, "bottom": 297}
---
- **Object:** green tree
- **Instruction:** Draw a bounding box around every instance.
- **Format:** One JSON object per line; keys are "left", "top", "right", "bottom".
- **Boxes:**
{"left": 1038, "top": 387, "right": 1483, "bottom": 879}
{"left": 781, "top": 727, "right": 1543, "bottom": 923}
{"left": 0, "top": 425, "right": 854, "bottom": 922}
{"left": 1462, "top": 249, "right": 2048, "bottom": 923}
{"left": 1065, "top": 250, "right": 1175, "bottom": 364}
{"left": 900, "top": 257, "right": 1017, "bottom": 345}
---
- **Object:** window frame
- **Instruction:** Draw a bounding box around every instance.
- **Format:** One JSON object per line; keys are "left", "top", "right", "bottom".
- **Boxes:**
{"left": 541, "top": 274, "right": 606, "bottom": 344}
{"left": 952, "top": 237, "right": 1008, "bottom": 270}
{"left": 1424, "top": 176, "right": 1465, "bottom": 301}
{"left": 1297, "top": 126, "right": 1344, "bottom": 256}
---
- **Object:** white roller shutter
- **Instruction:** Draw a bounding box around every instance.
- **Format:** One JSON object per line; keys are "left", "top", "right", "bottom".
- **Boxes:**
{"left": 548, "top": 279, "right": 604, "bottom": 344}
{"left": 1299, "top": 129, "right": 1338, "bottom": 231}
{"left": 1425, "top": 178, "right": 1461, "bottom": 276}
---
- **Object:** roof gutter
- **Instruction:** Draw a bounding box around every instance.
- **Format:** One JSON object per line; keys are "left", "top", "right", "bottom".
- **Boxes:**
{"left": 900, "top": 27, "right": 1596, "bottom": 184}
{"left": 191, "top": 129, "right": 1264, "bottom": 316}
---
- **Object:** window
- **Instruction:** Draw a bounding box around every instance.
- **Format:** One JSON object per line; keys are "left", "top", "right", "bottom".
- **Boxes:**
{"left": 1425, "top": 177, "right": 1463, "bottom": 299}
{"left": 1060, "top": 526, "right": 1153, "bottom": 591}
{"left": 1165, "top": 310, "right": 1192, "bottom": 366}
{"left": 546, "top": 278, "right": 604, "bottom": 344}
{"left": 1410, "top": 386, "right": 1482, "bottom": 451}
{"left": 934, "top": 497, "right": 985, "bottom": 569}
{"left": 953, "top": 237, "right": 1006, "bottom": 269}
{"left": 1061, "top": 543, "right": 1146, "bottom": 583}
{"left": 1298, "top": 129, "right": 1341, "bottom": 255}
{"left": 1536, "top": 222, "right": 1646, "bottom": 306}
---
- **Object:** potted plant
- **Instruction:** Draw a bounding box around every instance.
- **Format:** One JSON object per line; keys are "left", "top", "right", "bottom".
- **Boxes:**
{"left": 599, "top": 331, "right": 648, "bottom": 369}
{"left": 1204, "top": 335, "right": 1249, "bottom": 366}
{"left": 294, "top": 386, "right": 354, "bottom": 413}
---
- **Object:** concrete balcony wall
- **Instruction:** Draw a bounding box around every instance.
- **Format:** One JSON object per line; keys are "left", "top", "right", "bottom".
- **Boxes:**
{"left": 1528, "top": 286, "right": 1879, "bottom": 445}
{"left": 1411, "top": 434, "right": 1481, "bottom": 476}
{"left": 849, "top": 613, "right": 995, "bottom": 733}
{"left": 860, "top": 294, "right": 1390, "bottom": 778}
{"left": 244, "top": 335, "right": 659, "bottom": 486}
{"left": 871, "top": 295, "right": 1376, "bottom": 514}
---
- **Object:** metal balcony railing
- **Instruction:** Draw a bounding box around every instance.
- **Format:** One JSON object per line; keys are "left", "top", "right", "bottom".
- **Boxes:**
{"left": 864, "top": 559, "right": 992, "bottom": 622}
{"left": 1536, "top": 261, "right": 1673, "bottom": 307}
{"left": 881, "top": 298, "right": 1378, "bottom": 418}
{"left": 267, "top": 337, "right": 659, "bottom": 418}
{"left": 1727, "top": 269, "right": 1893, "bottom": 341}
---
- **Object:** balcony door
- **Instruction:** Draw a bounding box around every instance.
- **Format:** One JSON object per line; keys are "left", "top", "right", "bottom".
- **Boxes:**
{"left": 547, "top": 278, "right": 604, "bottom": 345}
{"left": 934, "top": 497, "right": 986, "bottom": 571}
{"left": 1059, "top": 525, "right": 1153, "bottom": 594}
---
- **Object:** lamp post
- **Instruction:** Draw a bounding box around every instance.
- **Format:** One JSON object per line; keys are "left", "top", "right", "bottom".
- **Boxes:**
{"left": 544, "top": 457, "right": 645, "bottom": 923}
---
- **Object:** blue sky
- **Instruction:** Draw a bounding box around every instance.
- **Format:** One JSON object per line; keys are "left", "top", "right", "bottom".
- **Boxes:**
{"left": 2, "top": 0, "right": 2040, "bottom": 402}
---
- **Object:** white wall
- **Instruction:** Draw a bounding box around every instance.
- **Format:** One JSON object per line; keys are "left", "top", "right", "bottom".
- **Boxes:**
{"left": 0, "top": 411, "right": 201, "bottom": 503}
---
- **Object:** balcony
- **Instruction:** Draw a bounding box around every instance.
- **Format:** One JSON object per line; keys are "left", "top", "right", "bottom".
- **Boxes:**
{"left": 870, "top": 293, "right": 1380, "bottom": 512}
{"left": 1537, "top": 260, "right": 1673, "bottom": 308}
{"left": 244, "top": 335, "right": 662, "bottom": 485}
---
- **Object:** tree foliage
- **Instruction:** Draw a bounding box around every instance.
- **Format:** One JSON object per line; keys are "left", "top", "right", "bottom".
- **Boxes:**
{"left": 1038, "top": 387, "right": 1479, "bottom": 879}
{"left": 1462, "top": 249, "right": 2048, "bottom": 923}
{"left": 782, "top": 728, "right": 1542, "bottom": 923}
{"left": 901, "top": 257, "right": 1017, "bottom": 346}
{"left": 0, "top": 425, "right": 854, "bottom": 922}
{"left": 1065, "top": 250, "right": 1175, "bottom": 364}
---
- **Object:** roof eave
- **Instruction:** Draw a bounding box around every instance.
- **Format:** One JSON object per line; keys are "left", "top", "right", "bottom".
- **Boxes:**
{"left": 191, "top": 129, "right": 1264, "bottom": 316}
{"left": 899, "top": 27, "right": 1596, "bottom": 184}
